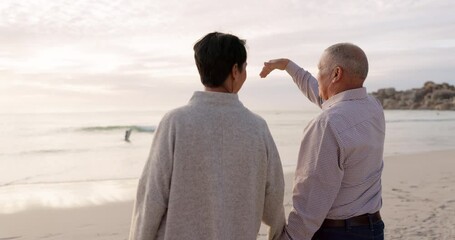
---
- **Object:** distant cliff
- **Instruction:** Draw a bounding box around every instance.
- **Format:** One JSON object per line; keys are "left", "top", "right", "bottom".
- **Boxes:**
{"left": 371, "top": 81, "right": 455, "bottom": 110}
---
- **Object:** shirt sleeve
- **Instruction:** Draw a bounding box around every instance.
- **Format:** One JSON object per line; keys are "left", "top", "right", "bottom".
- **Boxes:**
{"left": 284, "top": 119, "right": 344, "bottom": 240}
{"left": 129, "top": 115, "right": 174, "bottom": 240}
{"left": 285, "top": 61, "right": 323, "bottom": 108}
{"left": 261, "top": 124, "right": 286, "bottom": 240}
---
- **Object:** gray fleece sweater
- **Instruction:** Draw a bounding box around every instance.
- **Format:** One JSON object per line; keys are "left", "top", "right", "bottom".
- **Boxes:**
{"left": 129, "top": 91, "right": 285, "bottom": 240}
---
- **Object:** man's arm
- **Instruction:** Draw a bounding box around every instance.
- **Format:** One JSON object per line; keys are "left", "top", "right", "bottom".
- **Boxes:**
{"left": 129, "top": 115, "right": 174, "bottom": 240}
{"left": 260, "top": 59, "right": 323, "bottom": 108}
{"left": 262, "top": 125, "right": 286, "bottom": 240}
{"left": 284, "top": 119, "right": 344, "bottom": 240}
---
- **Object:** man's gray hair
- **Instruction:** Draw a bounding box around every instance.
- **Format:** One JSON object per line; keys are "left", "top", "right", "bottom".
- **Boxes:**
{"left": 325, "top": 43, "right": 369, "bottom": 80}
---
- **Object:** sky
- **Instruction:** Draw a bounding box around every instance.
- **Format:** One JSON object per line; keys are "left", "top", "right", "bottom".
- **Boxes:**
{"left": 0, "top": 0, "right": 454, "bottom": 113}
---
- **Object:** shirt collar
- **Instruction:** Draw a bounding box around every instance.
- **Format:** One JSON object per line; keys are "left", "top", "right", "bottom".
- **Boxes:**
{"left": 322, "top": 87, "right": 368, "bottom": 110}
{"left": 189, "top": 91, "right": 243, "bottom": 107}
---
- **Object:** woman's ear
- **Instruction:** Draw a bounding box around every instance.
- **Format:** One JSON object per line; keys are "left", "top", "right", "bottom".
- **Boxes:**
{"left": 231, "top": 63, "right": 239, "bottom": 80}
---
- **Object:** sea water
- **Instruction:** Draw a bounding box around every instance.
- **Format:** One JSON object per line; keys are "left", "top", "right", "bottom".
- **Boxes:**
{"left": 1, "top": 110, "right": 454, "bottom": 213}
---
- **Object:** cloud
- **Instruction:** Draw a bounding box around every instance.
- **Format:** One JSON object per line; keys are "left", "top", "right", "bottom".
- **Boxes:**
{"left": 0, "top": 0, "right": 454, "bottom": 112}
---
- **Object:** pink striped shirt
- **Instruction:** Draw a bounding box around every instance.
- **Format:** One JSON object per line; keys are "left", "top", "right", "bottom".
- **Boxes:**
{"left": 283, "top": 61, "right": 385, "bottom": 240}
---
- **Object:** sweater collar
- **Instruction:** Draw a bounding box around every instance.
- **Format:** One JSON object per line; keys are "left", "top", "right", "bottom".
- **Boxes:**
{"left": 322, "top": 87, "right": 368, "bottom": 110}
{"left": 189, "top": 91, "right": 243, "bottom": 107}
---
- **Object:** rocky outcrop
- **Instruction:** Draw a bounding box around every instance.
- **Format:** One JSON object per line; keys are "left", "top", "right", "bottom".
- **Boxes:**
{"left": 371, "top": 81, "right": 455, "bottom": 110}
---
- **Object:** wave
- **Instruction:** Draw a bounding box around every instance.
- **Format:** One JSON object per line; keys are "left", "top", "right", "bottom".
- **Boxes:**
{"left": 6, "top": 148, "right": 91, "bottom": 157}
{"left": 19, "top": 149, "right": 69, "bottom": 155}
{"left": 0, "top": 176, "right": 138, "bottom": 188}
{"left": 386, "top": 118, "right": 455, "bottom": 123}
{"left": 80, "top": 125, "right": 156, "bottom": 133}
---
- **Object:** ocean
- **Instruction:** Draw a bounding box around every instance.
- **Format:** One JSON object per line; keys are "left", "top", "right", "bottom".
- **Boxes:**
{"left": 1, "top": 109, "right": 455, "bottom": 213}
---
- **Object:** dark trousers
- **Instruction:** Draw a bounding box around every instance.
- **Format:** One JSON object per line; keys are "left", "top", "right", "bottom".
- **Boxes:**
{"left": 311, "top": 220, "right": 385, "bottom": 240}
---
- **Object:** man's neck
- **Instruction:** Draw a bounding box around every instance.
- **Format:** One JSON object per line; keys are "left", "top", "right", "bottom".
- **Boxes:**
{"left": 328, "top": 84, "right": 363, "bottom": 99}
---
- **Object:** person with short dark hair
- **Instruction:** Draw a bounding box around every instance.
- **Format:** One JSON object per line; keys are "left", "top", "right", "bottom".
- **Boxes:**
{"left": 193, "top": 32, "right": 247, "bottom": 89}
{"left": 261, "top": 43, "right": 385, "bottom": 240}
{"left": 129, "top": 32, "right": 286, "bottom": 240}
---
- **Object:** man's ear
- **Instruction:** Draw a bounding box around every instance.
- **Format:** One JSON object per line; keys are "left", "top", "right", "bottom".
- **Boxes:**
{"left": 332, "top": 66, "right": 342, "bottom": 83}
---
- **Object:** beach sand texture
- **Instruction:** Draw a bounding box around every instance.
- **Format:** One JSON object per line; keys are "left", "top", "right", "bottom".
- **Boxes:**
{"left": 1, "top": 150, "right": 454, "bottom": 239}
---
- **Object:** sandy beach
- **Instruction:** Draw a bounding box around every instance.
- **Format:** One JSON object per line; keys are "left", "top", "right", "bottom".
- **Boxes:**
{"left": 1, "top": 149, "right": 454, "bottom": 240}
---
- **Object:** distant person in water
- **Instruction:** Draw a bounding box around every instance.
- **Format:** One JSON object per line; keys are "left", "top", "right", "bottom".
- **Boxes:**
{"left": 125, "top": 128, "right": 132, "bottom": 142}
{"left": 260, "top": 43, "right": 385, "bottom": 240}
{"left": 128, "top": 32, "right": 285, "bottom": 240}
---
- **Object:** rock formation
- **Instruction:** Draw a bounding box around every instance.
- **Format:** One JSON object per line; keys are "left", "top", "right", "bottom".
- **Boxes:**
{"left": 371, "top": 82, "right": 455, "bottom": 110}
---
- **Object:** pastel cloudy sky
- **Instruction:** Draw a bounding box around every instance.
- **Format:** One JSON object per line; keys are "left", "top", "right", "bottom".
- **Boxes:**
{"left": 1, "top": 0, "right": 454, "bottom": 112}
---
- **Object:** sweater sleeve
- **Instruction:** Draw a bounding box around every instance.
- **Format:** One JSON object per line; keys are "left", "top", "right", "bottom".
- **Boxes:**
{"left": 129, "top": 114, "right": 174, "bottom": 240}
{"left": 285, "top": 61, "right": 323, "bottom": 108}
{"left": 261, "top": 125, "right": 286, "bottom": 240}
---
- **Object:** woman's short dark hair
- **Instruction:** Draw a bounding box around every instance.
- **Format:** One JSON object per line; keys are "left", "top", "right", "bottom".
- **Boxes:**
{"left": 193, "top": 32, "right": 247, "bottom": 88}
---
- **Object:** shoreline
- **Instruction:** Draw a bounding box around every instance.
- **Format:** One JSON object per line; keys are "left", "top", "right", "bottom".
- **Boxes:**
{"left": 1, "top": 149, "right": 455, "bottom": 239}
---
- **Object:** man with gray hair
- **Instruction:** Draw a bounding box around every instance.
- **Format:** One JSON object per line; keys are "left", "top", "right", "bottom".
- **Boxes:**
{"left": 260, "top": 43, "right": 385, "bottom": 240}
